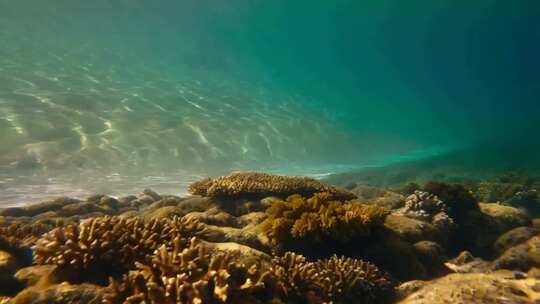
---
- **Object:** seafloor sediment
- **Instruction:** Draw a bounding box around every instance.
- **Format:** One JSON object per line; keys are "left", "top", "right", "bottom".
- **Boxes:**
{"left": 1, "top": 172, "right": 540, "bottom": 303}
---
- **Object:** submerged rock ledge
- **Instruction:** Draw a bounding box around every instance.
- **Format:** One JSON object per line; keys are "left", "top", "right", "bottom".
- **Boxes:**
{"left": 1, "top": 172, "right": 540, "bottom": 303}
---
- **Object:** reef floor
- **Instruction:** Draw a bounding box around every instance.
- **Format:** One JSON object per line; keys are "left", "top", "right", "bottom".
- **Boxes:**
{"left": 1, "top": 171, "right": 540, "bottom": 303}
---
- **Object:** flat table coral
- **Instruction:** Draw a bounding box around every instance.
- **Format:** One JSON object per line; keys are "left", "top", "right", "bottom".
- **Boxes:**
{"left": 188, "top": 172, "right": 356, "bottom": 201}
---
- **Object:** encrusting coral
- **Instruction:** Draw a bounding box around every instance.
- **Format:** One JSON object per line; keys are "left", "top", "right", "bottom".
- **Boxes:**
{"left": 188, "top": 172, "right": 356, "bottom": 201}
{"left": 104, "top": 237, "right": 277, "bottom": 304}
{"left": 33, "top": 216, "right": 205, "bottom": 282}
{"left": 258, "top": 192, "right": 388, "bottom": 254}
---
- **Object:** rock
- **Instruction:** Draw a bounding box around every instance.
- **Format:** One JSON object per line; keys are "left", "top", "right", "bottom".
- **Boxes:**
{"left": 494, "top": 226, "right": 540, "bottom": 254}
{"left": 10, "top": 283, "right": 104, "bottom": 304}
{"left": 56, "top": 202, "right": 108, "bottom": 217}
{"left": 118, "top": 210, "right": 138, "bottom": 218}
{"left": 141, "top": 189, "right": 161, "bottom": 201}
{"left": 397, "top": 271, "right": 540, "bottom": 303}
{"left": 0, "top": 250, "right": 19, "bottom": 279}
{"left": 395, "top": 280, "right": 428, "bottom": 302}
{"left": 24, "top": 198, "right": 80, "bottom": 217}
{"left": 413, "top": 241, "right": 450, "bottom": 277}
{"left": 202, "top": 240, "right": 272, "bottom": 267}
{"left": 0, "top": 250, "right": 23, "bottom": 295}
{"left": 350, "top": 185, "right": 388, "bottom": 201}
{"left": 363, "top": 233, "right": 428, "bottom": 281}
{"left": 184, "top": 208, "right": 238, "bottom": 227}
{"left": 14, "top": 265, "right": 56, "bottom": 287}
{"left": 98, "top": 196, "right": 120, "bottom": 210}
{"left": 86, "top": 194, "right": 106, "bottom": 202}
{"left": 176, "top": 196, "right": 218, "bottom": 214}
{"left": 384, "top": 214, "right": 443, "bottom": 244}
{"left": 237, "top": 212, "right": 267, "bottom": 228}
{"left": 371, "top": 193, "right": 406, "bottom": 210}
{"left": 145, "top": 196, "right": 184, "bottom": 210}
{"left": 444, "top": 251, "right": 491, "bottom": 273}
{"left": 117, "top": 195, "right": 137, "bottom": 205}
{"left": 131, "top": 195, "right": 155, "bottom": 208}
{"left": 0, "top": 198, "right": 80, "bottom": 218}
{"left": 492, "top": 236, "right": 540, "bottom": 272}
{"left": 0, "top": 208, "right": 26, "bottom": 217}
{"left": 479, "top": 202, "right": 530, "bottom": 230}
{"left": 140, "top": 206, "right": 183, "bottom": 220}
{"left": 199, "top": 224, "right": 266, "bottom": 252}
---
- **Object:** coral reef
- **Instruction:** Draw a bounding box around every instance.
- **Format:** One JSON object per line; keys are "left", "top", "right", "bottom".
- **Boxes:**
{"left": 422, "top": 181, "right": 479, "bottom": 219}
{"left": 257, "top": 192, "right": 388, "bottom": 254}
{"left": 398, "top": 191, "right": 449, "bottom": 221}
{"left": 104, "top": 238, "right": 276, "bottom": 304}
{"left": 397, "top": 270, "right": 540, "bottom": 303}
{"left": 33, "top": 216, "right": 205, "bottom": 283}
{"left": 311, "top": 255, "right": 395, "bottom": 303}
{"left": 4, "top": 173, "right": 540, "bottom": 303}
{"left": 269, "top": 252, "right": 395, "bottom": 304}
{"left": 188, "top": 172, "right": 356, "bottom": 201}
{"left": 0, "top": 221, "right": 61, "bottom": 259}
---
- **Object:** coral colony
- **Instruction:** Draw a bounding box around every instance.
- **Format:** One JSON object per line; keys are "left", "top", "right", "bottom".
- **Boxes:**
{"left": 2, "top": 172, "right": 540, "bottom": 303}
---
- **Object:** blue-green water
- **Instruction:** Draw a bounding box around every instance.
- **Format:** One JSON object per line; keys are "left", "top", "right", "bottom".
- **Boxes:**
{"left": 1, "top": 1, "right": 539, "bottom": 204}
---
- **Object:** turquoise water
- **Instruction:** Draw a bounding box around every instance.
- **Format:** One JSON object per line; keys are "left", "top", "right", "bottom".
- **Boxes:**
{"left": 1, "top": 1, "right": 539, "bottom": 204}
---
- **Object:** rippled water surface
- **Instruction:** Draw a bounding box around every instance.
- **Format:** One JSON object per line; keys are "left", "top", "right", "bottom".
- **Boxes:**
{"left": 1, "top": 1, "right": 539, "bottom": 205}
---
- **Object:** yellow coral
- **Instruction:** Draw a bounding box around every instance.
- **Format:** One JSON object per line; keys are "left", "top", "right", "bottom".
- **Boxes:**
{"left": 33, "top": 216, "right": 205, "bottom": 277}
{"left": 259, "top": 193, "right": 388, "bottom": 248}
{"left": 104, "top": 238, "right": 276, "bottom": 304}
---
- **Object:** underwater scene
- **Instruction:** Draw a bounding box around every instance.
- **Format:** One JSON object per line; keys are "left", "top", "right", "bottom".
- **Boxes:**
{"left": 1, "top": 0, "right": 540, "bottom": 303}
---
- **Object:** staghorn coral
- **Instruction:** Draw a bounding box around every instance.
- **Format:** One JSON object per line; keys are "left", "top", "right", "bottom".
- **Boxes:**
{"left": 269, "top": 252, "right": 395, "bottom": 304}
{"left": 104, "top": 238, "right": 277, "bottom": 304}
{"left": 33, "top": 216, "right": 205, "bottom": 281}
{"left": 259, "top": 193, "right": 388, "bottom": 253}
{"left": 188, "top": 172, "right": 356, "bottom": 201}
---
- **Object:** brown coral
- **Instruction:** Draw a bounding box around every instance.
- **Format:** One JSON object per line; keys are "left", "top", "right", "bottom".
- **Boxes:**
{"left": 33, "top": 216, "right": 205, "bottom": 282}
{"left": 104, "top": 238, "right": 277, "bottom": 304}
{"left": 259, "top": 193, "right": 388, "bottom": 253}
{"left": 188, "top": 172, "right": 356, "bottom": 201}
{"left": 423, "top": 182, "right": 479, "bottom": 219}
{"left": 269, "top": 252, "right": 395, "bottom": 304}
{"left": 0, "top": 220, "right": 62, "bottom": 262}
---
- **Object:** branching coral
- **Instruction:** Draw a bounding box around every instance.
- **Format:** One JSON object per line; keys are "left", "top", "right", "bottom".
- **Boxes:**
{"left": 259, "top": 193, "right": 388, "bottom": 252}
{"left": 269, "top": 252, "right": 395, "bottom": 304}
{"left": 104, "top": 238, "right": 277, "bottom": 304}
{"left": 399, "top": 191, "right": 448, "bottom": 221}
{"left": 188, "top": 172, "right": 356, "bottom": 201}
{"left": 33, "top": 216, "right": 205, "bottom": 279}
{"left": 0, "top": 220, "right": 62, "bottom": 262}
{"left": 268, "top": 252, "right": 318, "bottom": 300}
{"left": 312, "top": 255, "right": 395, "bottom": 303}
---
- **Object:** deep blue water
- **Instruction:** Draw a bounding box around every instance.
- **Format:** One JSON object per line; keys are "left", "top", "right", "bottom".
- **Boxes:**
{"left": 0, "top": 0, "right": 539, "bottom": 204}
